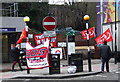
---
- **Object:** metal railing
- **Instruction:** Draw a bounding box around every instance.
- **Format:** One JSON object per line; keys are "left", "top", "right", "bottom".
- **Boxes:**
{"left": 2, "top": 3, "right": 18, "bottom": 17}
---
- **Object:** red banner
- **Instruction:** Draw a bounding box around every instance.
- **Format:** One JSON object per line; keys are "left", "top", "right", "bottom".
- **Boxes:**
{"left": 34, "top": 33, "right": 57, "bottom": 47}
{"left": 81, "top": 27, "right": 95, "bottom": 40}
{"left": 95, "top": 28, "right": 113, "bottom": 44}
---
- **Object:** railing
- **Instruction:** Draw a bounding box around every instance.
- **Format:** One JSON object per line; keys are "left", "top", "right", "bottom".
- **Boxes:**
{"left": 2, "top": 3, "right": 18, "bottom": 17}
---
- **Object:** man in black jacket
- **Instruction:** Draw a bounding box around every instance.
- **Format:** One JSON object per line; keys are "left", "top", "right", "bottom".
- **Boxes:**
{"left": 11, "top": 44, "right": 23, "bottom": 72}
{"left": 100, "top": 41, "right": 112, "bottom": 72}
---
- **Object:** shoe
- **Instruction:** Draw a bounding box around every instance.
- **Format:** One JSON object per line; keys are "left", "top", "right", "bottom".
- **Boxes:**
{"left": 20, "top": 69, "right": 23, "bottom": 71}
{"left": 101, "top": 71, "right": 104, "bottom": 73}
{"left": 107, "top": 70, "right": 109, "bottom": 72}
{"left": 12, "top": 70, "right": 16, "bottom": 72}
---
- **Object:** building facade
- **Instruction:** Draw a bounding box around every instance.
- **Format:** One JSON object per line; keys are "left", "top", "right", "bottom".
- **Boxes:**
{"left": 0, "top": 17, "right": 25, "bottom": 62}
{"left": 97, "top": 1, "right": 120, "bottom": 52}
{"left": 103, "top": 21, "right": 120, "bottom": 52}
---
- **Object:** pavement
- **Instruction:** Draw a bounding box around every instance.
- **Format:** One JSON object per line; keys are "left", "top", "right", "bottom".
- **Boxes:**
{"left": 0, "top": 58, "right": 118, "bottom": 80}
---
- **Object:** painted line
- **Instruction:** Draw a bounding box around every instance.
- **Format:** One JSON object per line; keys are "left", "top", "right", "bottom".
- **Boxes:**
{"left": 116, "top": 72, "right": 120, "bottom": 74}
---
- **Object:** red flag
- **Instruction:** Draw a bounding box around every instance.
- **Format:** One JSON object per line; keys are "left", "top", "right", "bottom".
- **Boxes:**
{"left": 95, "top": 28, "right": 113, "bottom": 44}
{"left": 16, "top": 27, "right": 26, "bottom": 44}
{"left": 81, "top": 27, "right": 95, "bottom": 40}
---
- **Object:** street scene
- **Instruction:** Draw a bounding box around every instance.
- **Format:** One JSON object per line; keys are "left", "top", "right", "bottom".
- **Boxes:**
{"left": 0, "top": 0, "right": 120, "bottom": 82}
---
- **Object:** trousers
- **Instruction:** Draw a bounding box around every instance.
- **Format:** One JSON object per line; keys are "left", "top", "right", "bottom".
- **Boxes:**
{"left": 12, "top": 61, "right": 23, "bottom": 71}
{"left": 101, "top": 58, "right": 109, "bottom": 72}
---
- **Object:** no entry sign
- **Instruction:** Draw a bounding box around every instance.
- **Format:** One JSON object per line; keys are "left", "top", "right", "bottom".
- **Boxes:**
{"left": 43, "top": 16, "right": 56, "bottom": 31}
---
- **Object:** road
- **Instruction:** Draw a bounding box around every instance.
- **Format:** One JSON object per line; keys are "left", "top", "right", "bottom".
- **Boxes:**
{"left": 70, "top": 70, "right": 119, "bottom": 80}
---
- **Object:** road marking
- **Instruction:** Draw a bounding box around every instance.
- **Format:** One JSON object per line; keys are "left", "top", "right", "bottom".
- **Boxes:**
{"left": 112, "top": 70, "right": 117, "bottom": 72}
{"left": 96, "top": 75, "right": 107, "bottom": 77}
{"left": 77, "top": 76, "right": 94, "bottom": 79}
{"left": 116, "top": 72, "right": 120, "bottom": 74}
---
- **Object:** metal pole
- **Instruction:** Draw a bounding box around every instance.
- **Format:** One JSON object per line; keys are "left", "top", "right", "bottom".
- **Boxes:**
{"left": 25, "top": 22, "right": 30, "bottom": 74}
{"left": 10, "top": 6, "right": 12, "bottom": 17}
{"left": 100, "top": 0, "right": 103, "bottom": 34}
{"left": 14, "top": 3, "right": 16, "bottom": 17}
{"left": 16, "top": 3, "right": 18, "bottom": 17}
{"left": 115, "top": 0, "right": 117, "bottom": 64}
{"left": 86, "top": 21, "right": 92, "bottom": 72}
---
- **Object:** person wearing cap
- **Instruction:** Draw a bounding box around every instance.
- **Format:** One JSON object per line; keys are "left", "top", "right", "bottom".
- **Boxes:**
{"left": 11, "top": 44, "right": 23, "bottom": 72}
{"left": 99, "top": 41, "right": 112, "bottom": 72}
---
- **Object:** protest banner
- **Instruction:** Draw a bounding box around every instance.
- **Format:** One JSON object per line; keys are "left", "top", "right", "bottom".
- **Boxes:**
{"left": 34, "top": 33, "right": 57, "bottom": 47}
{"left": 26, "top": 39, "right": 50, "bottom": 69}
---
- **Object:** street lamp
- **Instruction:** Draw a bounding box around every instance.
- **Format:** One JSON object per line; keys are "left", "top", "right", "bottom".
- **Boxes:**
{"left": 24, "top": 16, "right": 30, "bottom": 22}
{"left": 24, "top": 16, "right": 30, "bottom": 39}
{"left": 24, "top": 16, "right": 30, "bottom": 34}
{"left": 84, "top": 15, "right": 92, "bottom": 72}
{"left": 24, "top": 16, "right": 30, "bottom": 74}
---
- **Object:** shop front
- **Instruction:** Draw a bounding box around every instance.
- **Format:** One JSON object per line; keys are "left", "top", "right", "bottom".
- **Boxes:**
{"left": 1, "top": 17, "right": 25, "bottom": 63}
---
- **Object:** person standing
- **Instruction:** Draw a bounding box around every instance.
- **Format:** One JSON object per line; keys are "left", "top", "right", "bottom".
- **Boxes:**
{"left": 11, "top": 44, "right": 23, "bottom": 72}
{"left": 99, "top": 41, "right": 112, "bottom": 72}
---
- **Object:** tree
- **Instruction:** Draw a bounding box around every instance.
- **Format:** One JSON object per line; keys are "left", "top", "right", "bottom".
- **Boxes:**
{"left": 49, "top": 2, "right": 97, "bottom": 31}
{"left": 18, "top": 2, "right": 49, "bottom": 33}
{"left": 18, "top": 2, "right": 97, "bottom": 32}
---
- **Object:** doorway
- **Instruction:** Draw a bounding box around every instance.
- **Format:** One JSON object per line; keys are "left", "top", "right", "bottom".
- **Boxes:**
{"left": 2, "top": 34, "right": 9, "bottom": 63}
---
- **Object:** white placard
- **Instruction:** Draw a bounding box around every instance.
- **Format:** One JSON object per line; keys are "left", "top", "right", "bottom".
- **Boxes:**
{"left": 51, "top": 48, "right": 62, "bottom": 59}
{"left": 44, "top": 31, "right": 56, "bottom": 37}
{"left": 68, "top": 42, "right": 75, "bottom": 55}
{"left": 21, "top": 43, "right": 26, "bottom": 48}
{"left": 58, "top": 42, "right": 66, "bottom": 47}
{"left": 28, "top": 34, "right": 33, "bottom": 38}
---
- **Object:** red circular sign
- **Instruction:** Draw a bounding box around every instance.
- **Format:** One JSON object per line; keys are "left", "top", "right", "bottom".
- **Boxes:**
{"left": 43, "top": 16, "right": 56, "bottom": 31}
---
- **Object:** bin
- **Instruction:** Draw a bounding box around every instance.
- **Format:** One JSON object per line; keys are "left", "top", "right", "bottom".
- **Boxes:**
{"left": 71, "top": 53, "right": 83, "bottom": 72}
{"left": 49, "top": 54, "right": 60, "bottom": 74}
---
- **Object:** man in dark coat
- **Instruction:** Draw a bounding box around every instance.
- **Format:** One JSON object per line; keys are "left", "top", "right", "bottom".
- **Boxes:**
{"left": 100, "top": 41, "right": 112, "bottom": 72}
{"left": 11, "top": 44, "right": 23, "bottom": 72}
